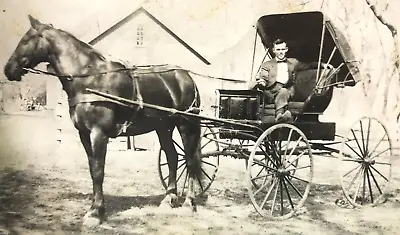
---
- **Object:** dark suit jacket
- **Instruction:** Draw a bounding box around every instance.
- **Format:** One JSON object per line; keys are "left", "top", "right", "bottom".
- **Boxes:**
{"left": 256, "top": 58, "right": 320, "bottom": 89}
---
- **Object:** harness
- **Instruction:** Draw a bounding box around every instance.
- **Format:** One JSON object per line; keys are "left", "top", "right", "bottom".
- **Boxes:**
{"left": 22, "top": 65, "right": 200, "bottom": 114}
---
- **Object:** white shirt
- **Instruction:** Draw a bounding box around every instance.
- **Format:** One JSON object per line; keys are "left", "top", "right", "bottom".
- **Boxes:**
{"left": 276, "top": 61, "right": 289, "bottom": 84}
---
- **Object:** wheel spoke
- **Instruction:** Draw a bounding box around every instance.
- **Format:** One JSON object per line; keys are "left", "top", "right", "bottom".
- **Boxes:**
{"left": 201, "top": 139, "right": 213, "bottom": 149}
{"left": 253, "top": 158, "right": 278, "bottom": 172}
{"left": 351, "top": 166, "right": 364, "bottom": 205}
{"left": 286, "top": 165, "right": 311, "bottom": 172}
{"left": 202, "top": 160, "right": 217, "bottom": 168}
{"left": 279, "top": 179, "right": 284, "bottom": 216}
{"left": 258, "top": 144, "right": 278, "bottom": 169}
{"left": 366, "top": 166, "right": 374, "bottom": 203}
{"left": 285, "top": 151, "right": 306, "bottom": 169}
{"left": 374, "top": 161, "right": 391, "bottom": 166}
{"left": 362, "top": 166, "right": 367, "bottom": 204}
{"left": 287, "top": 137, "right": 303, "bottom": 158}
{"left": 284, "top": 176, "right": 303, "bottom": 198}
{"left": 160, "top": 157, "right": 185, "bottom": 167}
{"left": 173, "top": 139, "right": 185, "bottom": 152}
{"left": 351, "top": 129, "right": 365, "bottom": 157}
{"left": 283, "top": 178, "right": 295, "bottom": 209}
{"left": 368, "top": 167, "right": 383, "bottom": 194}
{"left": 343, "top": 164, "right": 362, "bottom": 178}
{"left": 260, "top": 178, "right": 277, "bottom": 210}
{"left": 196, "top": 175, "right": 205, "bottom": 192}
{"left": 162, "top": 174, "right": 169, "bottom": 182}
{"left": 369, "top": 165, "right": 389, "bottom": 182}
{"left": 177, "top": 161, "right": 186, "bottom": 171}
{"left": 359, "top": 120, "right": 367, "bottom": 157}
{"left": 251, "top": 172, "right": 275, "bottom": 181}
{"left": 367, "top": 133, "right": 388, "bottom": 158}
{"left": 287, "top": 175, "right": 310, "bottom": 184}
{"left": 370, "top": 147, "right": 391, "bottom": 160}
{"left": 201, "top": 167, "right": 213, "bottom": 181}
{"left": 270, "top": 179, "right": 280, "bottom": 216}
{"left": 284, "top": 129, "right": 294, "bottom": 157}
{"left": 268, "top": 139, "right": 281, "bottom": 165}
{"left": 254, "top": 176, "right": 274, "bottom": 196}
{"left": 346, "top": 164, "right": 363, "bottom": 192}
{"left": 176, "top": 165, "right": 187, "bottom": 182}
{"left": 365, "top": 119, "right": 371, "bottom": 156}
{"left": 254, "top": 164, "right": 266, "bottom": 179}
{"left": 345, "top": 142, "right": 364, "bottom": 160}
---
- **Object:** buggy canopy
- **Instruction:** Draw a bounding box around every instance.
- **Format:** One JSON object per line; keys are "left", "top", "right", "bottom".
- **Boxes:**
{"left": 256, "top": 11, "right": 360, "bottom": 86}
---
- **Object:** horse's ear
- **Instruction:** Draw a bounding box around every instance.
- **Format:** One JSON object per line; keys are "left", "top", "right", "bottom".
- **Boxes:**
{"left": 28, "top": 15, "right": 42, "bottom": 30}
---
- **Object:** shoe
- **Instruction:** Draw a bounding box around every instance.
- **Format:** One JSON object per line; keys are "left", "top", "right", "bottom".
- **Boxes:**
{"left": 275, "top": 110, "right": 293, "bottom": 123}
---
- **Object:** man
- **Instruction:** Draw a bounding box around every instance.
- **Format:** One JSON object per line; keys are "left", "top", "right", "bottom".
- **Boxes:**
{"left": 253, "top": 38, "right": 334, "bottom": 123}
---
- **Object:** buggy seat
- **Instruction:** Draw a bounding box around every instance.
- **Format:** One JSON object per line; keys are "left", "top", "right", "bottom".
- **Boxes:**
{"left": 261, "top": 68, "right": 334, "bottom": 122}
{"left": 216, "top": 68, "right": 336, "bottom": 140}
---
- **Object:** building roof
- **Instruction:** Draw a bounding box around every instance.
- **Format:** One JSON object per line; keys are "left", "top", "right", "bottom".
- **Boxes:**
{"left": 88, "top": 7, "right": 210, "bottom": 65}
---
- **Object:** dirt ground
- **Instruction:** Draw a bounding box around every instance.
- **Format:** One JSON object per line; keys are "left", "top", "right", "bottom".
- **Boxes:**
{"left": 0, "top": 111, "right": 400, "bottom": 235}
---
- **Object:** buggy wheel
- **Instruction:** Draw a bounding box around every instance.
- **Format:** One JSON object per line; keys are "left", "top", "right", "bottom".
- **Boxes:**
{"left": 158, "top": 125, "right": 220, "bottom": 197}
{"left": 247, "top": 148, "right": 299, "bottom": 189}
{"left": 247, "top": 124, "right": 313, "bottom": 220}
{"left": 339, "top": 117, "right": 392, "bottom": 207}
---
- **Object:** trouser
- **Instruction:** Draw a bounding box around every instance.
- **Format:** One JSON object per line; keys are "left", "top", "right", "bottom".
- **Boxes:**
{"left": 263, "top": 83, "right": 295, "bottom": 114}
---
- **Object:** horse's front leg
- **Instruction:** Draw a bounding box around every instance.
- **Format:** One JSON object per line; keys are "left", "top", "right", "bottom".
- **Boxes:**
{"left": 79, "top": 129, "right": 108, "bottom": 226}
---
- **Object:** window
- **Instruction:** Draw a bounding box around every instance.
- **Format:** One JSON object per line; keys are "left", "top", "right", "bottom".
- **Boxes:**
{"left": 136, "top": 25, "right": 144, "bottom": 46}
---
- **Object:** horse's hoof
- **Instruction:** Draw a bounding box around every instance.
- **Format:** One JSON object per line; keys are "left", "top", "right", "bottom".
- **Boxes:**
{"left": 83, "top": 211, "right": 103, "bottom": 227}
{"left": 159, "top": 193, "right": 178, "bottom": 209}
{"left": 182, "top": 198, "right": 197, "bottom": 212}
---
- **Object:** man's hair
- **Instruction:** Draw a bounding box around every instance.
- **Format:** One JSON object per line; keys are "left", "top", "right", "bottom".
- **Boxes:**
{"left": 273, "top": 38, "right": 286, "bottom": 46}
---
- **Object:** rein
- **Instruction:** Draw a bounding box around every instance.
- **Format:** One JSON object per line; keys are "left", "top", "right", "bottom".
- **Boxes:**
{"left": 22, "top": 67, "right": 137, "bottom": 80}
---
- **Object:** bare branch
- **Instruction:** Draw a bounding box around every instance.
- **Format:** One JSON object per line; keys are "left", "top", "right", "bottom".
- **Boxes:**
{"left": 365, "top": 0, "right": 397, "bottom": 38}
{"left": 364, "top": 0, "right": 399, "bottom": 118}
{"left": 319, "top": 0, "right": 325, "bottom": 9}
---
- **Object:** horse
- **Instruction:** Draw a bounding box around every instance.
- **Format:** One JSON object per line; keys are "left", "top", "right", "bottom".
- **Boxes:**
{"left": 4, "top": 15, "right": 203, "bottom": 225}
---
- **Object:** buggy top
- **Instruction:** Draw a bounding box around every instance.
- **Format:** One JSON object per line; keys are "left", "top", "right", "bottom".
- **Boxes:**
{"left": 254, "top": 11, "right": 361, "bottom": 87}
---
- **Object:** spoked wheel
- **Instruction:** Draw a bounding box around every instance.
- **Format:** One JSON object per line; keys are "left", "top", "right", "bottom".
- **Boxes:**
{"left": 247, "top": 124, "right": 313, "bottom": 219}
{"left": 248, "top": 146, "right": 299, "bottom": 189}
{"left": 339, "top": 117, "right": 392, "bottom": 207}
{"left": 158, "top": 125, "right": 220, "bottom": 197}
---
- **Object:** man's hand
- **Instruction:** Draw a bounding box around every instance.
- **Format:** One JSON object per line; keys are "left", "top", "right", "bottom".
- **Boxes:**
{"left": 256, "top": 79, "right": 267, "bottom": 87}
{"left": 323, "top": 63, "right": 334, "bottom": 70}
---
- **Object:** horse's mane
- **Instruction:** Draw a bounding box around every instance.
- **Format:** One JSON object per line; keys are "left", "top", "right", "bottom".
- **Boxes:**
{"left": 54, "top": 27, "right": 107, "bottom": 61}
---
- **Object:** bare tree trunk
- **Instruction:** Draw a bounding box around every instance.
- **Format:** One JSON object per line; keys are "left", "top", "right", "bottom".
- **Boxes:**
{"left": 365, "top": 0, "right": 399, "bottom": 117}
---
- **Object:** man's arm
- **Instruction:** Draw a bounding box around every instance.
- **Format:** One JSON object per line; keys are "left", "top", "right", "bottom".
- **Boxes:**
{"left": 255, "top": 64, "right": 270, "bottom": 87}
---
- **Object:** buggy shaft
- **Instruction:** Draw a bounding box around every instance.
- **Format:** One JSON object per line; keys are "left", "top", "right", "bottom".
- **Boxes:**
{"left": 86, "top": 88, "right": 261, "bottom": 131}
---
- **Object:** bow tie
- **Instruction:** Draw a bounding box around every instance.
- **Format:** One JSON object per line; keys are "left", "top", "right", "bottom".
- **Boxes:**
{"left": 277, "top": 59, "right": 287, "bottom": 63}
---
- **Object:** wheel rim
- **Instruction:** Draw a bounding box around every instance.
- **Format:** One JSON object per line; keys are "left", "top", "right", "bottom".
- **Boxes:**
{"left": 339, "top": 117, "right": 392, "bottom": 207}
{"left": 247, "top": 124, "right": 313, "bottom": 219}
{"left": 158, "top": 125, "right": 220, "bottom": 197}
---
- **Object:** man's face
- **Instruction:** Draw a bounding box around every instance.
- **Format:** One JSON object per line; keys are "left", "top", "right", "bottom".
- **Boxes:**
{"left": 273, "top": 42, "right": 288, "bottom": 60}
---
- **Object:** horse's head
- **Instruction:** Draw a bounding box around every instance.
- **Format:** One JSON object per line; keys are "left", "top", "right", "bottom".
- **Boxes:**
{"left": 4, "top": 15, "right": 53, "bottom": 81}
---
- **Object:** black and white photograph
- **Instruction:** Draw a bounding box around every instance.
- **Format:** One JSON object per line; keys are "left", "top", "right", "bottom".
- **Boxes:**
{"left": 0, "top": 0, "right": 399, "bottom": 234}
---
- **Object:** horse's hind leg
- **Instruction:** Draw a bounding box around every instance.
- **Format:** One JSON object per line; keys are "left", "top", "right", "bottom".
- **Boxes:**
{"left": 79, "top": 129, "right": 108, "bottom": 226}
{"left": 177, "top": 120, "right": 202, "bottom": 212}
{"left": 156, "top": 127, "right": 179, "bottom": 208}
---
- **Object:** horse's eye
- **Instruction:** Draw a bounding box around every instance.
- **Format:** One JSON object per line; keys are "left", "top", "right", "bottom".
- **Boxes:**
{"left": 20, "top": 57, "right": 28, "bottom": 65}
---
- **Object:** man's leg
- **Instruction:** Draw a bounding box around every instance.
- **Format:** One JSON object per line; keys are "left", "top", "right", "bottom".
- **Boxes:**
{"left": 275, "top": 88, "right": 293, "bottom": 123}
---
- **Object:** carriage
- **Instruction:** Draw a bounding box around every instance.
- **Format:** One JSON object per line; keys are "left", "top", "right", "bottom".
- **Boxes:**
{"left": 153, "top": 11, "right": 393, "bottom": 219}
{"left": 5, "top": 11, "right": 393, "bottom": 223}
{"left": 86, "top": 11, "right": 393, "bottom": 219}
